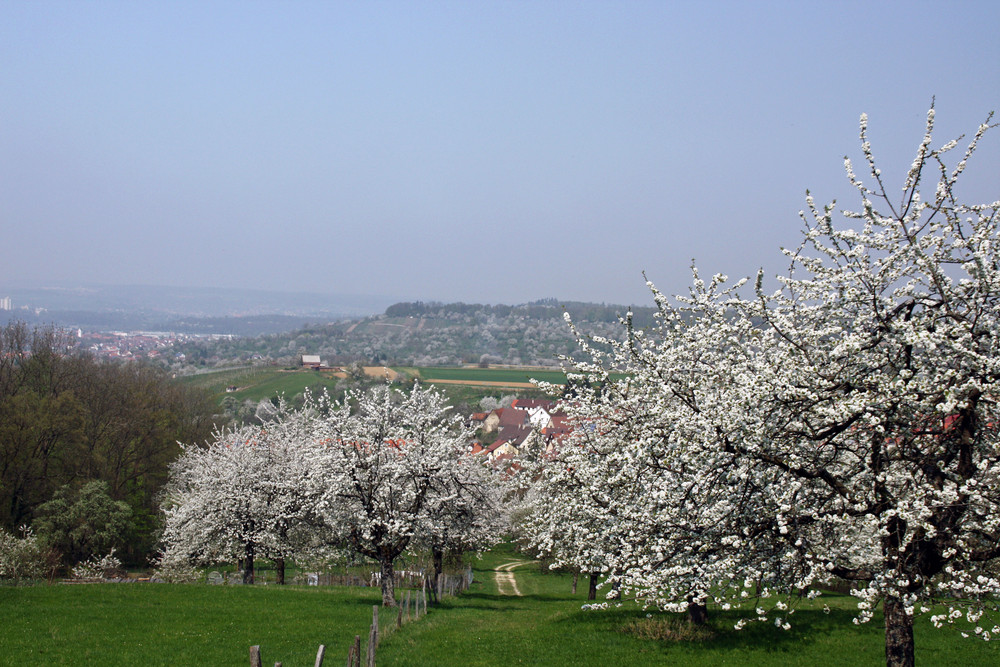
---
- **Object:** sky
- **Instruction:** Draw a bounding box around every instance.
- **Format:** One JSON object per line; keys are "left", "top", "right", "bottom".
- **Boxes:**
{"left": 2, "top": 1, "right": 998, "bottom": 307}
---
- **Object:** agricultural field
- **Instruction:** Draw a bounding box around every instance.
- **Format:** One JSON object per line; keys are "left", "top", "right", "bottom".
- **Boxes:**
{"left": 408, "top": 366, "right": 571, "bottom": 387}
{"left": 174, "top": 365, "right": 574, "bottom": 413}
{"left": 419, "top": 383, "right": 553, "bottom": 412}
{"left": 178, "top": 366, "right": 341, "bottom": 404}
{"left": 177, "top": 365, "right": 287, "bottom": 395}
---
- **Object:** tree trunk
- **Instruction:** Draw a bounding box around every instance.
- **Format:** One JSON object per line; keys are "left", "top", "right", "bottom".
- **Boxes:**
{"left": 432, "top": 545, "right": 444, "bottom": 584}
{"left": 572, "top": 572, "right": 578, "bottom": 595}
{"left": 243, "top": 545, "right": 255, "bottom": 585}
{"left": 380, "top": 557, "right": 397, "bottom": 607}
{"left": 588, "top": 572, "right": 599, "bottom": 601}
{"left": 687, "top": 598, "right": 708, "bottom": 625}
{"left": 275, "top": 558, "right": 285, "bottom": 586}
{"left": 884, "top": 595, "right": 915, "bottom": 667}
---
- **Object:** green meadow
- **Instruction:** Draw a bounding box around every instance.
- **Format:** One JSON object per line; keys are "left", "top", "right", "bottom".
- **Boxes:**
{"left": 3, "top": 546, "right": 996, "bottom": 666}
{"left": 378, "top": 547, "right": 997, "bottom": 667}
{"left": 0, "top": 583, "right": 384, "bottom": 666}
{"left": 413, "top": 366, "right": 571, "bottom": 385}
{"left": 177, "top": 365, "right": 575, "bottom": 410}
{"left": 178, "top": 367, "right": 340, "bottom": 403}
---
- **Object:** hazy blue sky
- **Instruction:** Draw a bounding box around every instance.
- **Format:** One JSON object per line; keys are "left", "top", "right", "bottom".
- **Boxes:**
{"left": 2, "top": 1, "right": 998, "bottom": 306}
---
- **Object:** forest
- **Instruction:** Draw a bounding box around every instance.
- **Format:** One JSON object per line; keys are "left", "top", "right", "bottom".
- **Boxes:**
{"left": 0, "top": 322, "right": 218, "bottom": 568}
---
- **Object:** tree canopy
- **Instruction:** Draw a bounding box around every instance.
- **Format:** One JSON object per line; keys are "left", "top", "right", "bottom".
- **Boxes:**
{"left": 160, "top": 384, "right": 504, "bottom": 603}
{"left": 0, "top": 322, "right": 218, "bottom": 567}
{"left": 519, "top": 107, "right": 999, "bottom": 667}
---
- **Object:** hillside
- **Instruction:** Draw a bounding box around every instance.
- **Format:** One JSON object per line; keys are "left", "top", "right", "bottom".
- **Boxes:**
{"left": 164, "top": 300, "right": 657, "bottom": 371}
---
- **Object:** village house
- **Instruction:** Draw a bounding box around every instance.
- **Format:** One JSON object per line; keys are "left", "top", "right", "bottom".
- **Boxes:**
{"left": 511, "top": 398, "right": 555, "bottom": 429}
{"left": 474, "top": 400, "right": 571, "bottom": 464}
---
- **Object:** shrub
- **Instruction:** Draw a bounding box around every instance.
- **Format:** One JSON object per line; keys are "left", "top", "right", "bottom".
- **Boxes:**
{"left": 0, "top": 526, "right": 47, "bottom": 581}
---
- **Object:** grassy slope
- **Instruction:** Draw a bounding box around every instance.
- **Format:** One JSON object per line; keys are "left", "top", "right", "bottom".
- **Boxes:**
{"left": 0, "top": 583, "right": 381, "bottom": 666}
{"left": 1, "top": 549, "right": 997, "bottom": 666}
{"left": 175, "top": 366, "right": 568, "bottom": 410}
{"left": 378, "top": 546, "right": 998, "bottom": 667}
{"left": 225, "top": 371, "right": 340, "bottom": 403}
{"left": 178, "top": 367, "right": 340, "bottom": 404}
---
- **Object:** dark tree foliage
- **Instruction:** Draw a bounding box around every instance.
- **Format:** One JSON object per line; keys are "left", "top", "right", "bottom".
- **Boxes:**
{"left": 0, "top": 322, "right": 218, "bottom": 565}
{"left": 33, "top": 480, "right": 133, "bottom": 567}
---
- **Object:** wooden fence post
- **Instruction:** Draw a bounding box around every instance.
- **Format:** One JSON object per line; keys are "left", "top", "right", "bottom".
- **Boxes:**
{"left": 349, "top": 635, "right": 361, "bottom": 667}
{"left": 366, "top": 605, "right": 378, "bottom": 667}
{"left": 249, "top": 645, "right": 262, "bottom": 667}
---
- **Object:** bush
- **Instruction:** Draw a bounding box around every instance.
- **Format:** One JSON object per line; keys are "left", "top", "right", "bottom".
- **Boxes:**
{"left": 71, "top": 550, "right": 124, "bottom": 580}
{"left": 0, "top": 526, "right": 47, "bottom": 581}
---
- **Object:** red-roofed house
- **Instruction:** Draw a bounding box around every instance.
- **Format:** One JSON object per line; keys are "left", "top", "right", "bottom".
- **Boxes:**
{"left": 483, "top": 407, "right": 529, "bottom": 433}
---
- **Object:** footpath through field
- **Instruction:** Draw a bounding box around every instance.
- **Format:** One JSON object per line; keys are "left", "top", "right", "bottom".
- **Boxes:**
{"left": 493, "top": 559, "right": 532, "bottom": 596}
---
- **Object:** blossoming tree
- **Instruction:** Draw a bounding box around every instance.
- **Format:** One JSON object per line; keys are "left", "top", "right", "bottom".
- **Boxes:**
{"left": 416, "top": 445, "right": 507, "bottom": 589}
{"left": 516, "top": 413, "right": 638, "bottom": 603}
{"left": 548, "top": 107, "right": 999, "bottom": 667}
{"left": 160, "top": 410, "right": 316, "bottom": 584}
{"left": 310, "top": 384, "right": 492, "bottom": 606}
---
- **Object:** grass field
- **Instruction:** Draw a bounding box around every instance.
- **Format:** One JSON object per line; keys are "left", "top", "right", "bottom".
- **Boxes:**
{"left": 0, "top": 583, "right": 386, "bottom": 666}
{"left": 5, "top": 547, "right": 997, "bottom": 666}
{"left": 379, "top": 546, "right": 997, "bottom": 667}
{"left": 176, "top": 366, "right": 283, "bottom": 394}
{"left": 413, "top": 367, "right": 571, "bottom": 385}
{"left": 419, "top": 383, "right": 554, "bottom": 409}
{"left": 176, "top": 365, "right": 639, "bottom": 411}
{"left": 178, "top": 367, "right": 341, "bottom": 404}
{"left": 223, "top": 371, "right": 341, "bottom": 403}
{"left": 176, "top": 365, "right": 572, "bottom": 410}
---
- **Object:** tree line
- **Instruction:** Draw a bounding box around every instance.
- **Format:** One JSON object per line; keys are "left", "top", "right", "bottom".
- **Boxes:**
{"left": 0, "top": 322, "right": 218, "bottom": 568}
{"left": 384, "top": 299, "right": 659, "bottom": 327}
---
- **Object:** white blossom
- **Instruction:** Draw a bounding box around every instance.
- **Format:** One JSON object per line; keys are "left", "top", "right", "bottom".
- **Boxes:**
{"left": 518, "top": 107, "right": 1000, "bottom": 665}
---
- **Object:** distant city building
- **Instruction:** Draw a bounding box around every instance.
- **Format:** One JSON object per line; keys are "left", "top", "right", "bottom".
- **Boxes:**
{"left": 0, "top": 297, "right": 11, "bottom": 310}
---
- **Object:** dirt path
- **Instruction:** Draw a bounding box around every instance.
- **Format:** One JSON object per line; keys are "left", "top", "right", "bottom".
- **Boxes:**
{"left": 494, "top": 560, "right": 534, "bottom": 596}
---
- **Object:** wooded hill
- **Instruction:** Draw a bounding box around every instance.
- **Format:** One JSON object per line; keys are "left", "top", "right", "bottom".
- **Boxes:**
{"left": 164, "top": 300, "right": 658, "bottom": 371}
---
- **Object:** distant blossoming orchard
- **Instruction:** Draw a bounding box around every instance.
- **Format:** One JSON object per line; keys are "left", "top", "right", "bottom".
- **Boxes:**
{"left": 520, "top": 106, "right": 999, "bottom": 667}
